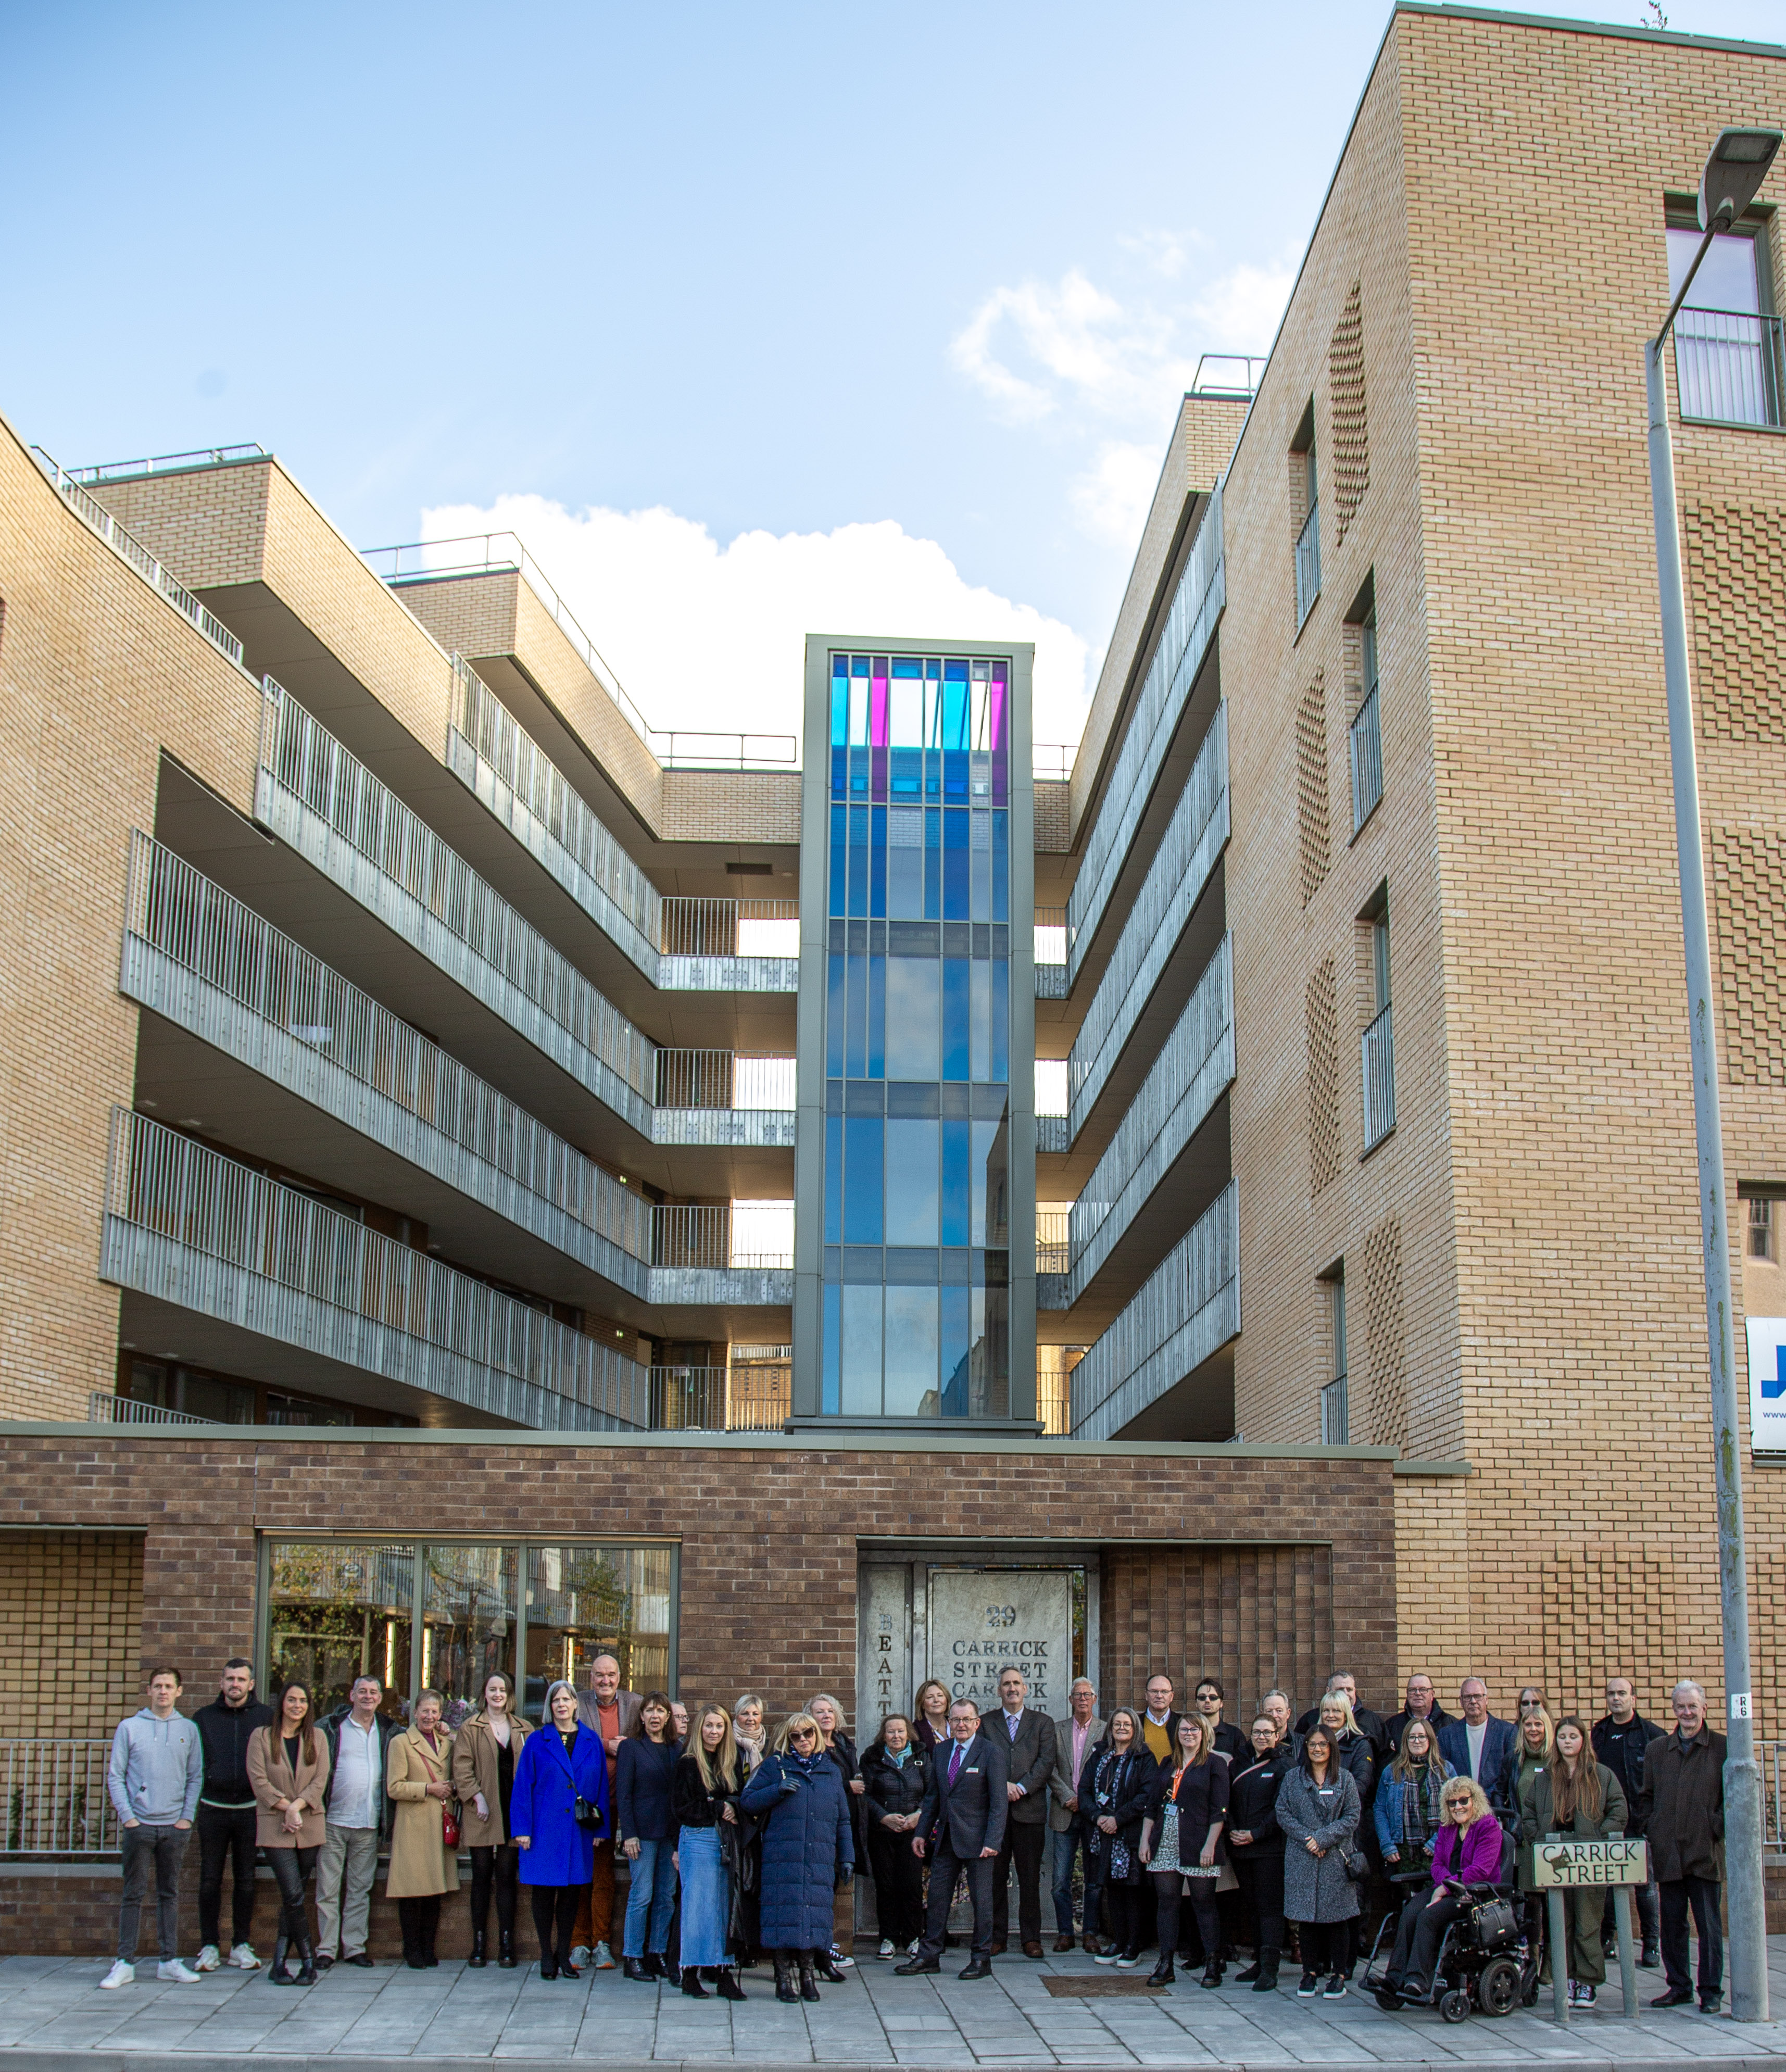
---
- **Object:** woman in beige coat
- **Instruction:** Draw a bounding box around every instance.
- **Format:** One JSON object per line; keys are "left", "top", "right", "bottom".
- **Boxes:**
{"left": 386, "top": 1688, "right": 459, "bottom": 1968}
{"left": 451, "top": 1671, "right": 533, "bottom": 1968}
{"left": 247, "top": 1680, "right": 331, "bottom": 1986}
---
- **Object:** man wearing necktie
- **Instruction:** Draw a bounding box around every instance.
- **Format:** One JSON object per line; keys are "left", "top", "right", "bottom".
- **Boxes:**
{"left": 896, "top": 1699, "right": 1009, "bottom": 1979}
{"left": 989, "top": 1666, "right": 1058, "bottom": 1959}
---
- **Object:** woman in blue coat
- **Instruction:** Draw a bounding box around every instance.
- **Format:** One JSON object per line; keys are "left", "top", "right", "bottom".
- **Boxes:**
{"left": 511, "top": 1680, "right": 609, "bottom": 1979}
{"left": 739, "top": 1711, "right": 853, "bottom": 2004}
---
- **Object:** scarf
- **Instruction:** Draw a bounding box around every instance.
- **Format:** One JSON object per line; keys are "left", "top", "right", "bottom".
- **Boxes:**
{"left": 884, "top": 1743, "right": 911, "bottom": 1768}
{"left": 1397, "top": 1767, "right": 1447, "bottom": 1848}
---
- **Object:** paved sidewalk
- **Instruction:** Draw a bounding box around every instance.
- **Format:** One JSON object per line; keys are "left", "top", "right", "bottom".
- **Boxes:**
{"left": 5, "top": 1942, "right": 1786, "bottom": 2068}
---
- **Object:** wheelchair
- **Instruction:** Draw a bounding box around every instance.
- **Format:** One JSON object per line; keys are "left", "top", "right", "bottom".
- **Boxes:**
{"left": 1362, "top": 1830, "right": 1539, "bottom": 2023}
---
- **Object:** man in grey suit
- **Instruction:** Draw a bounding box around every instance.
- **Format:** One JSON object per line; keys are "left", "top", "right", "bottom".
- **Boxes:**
{"left": 1048, "top": 1677, "right": 1105, "bottom": 1952}
{"left": 988, "top": 1665, "right": 1059, "bottom": 1958}
{"left": 897, "top": 1699, "right": 1009, "bottom": 1979}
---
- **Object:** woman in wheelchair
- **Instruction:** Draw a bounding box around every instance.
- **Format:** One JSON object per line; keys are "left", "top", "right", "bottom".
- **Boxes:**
{"left": 1378, "top": 1777, "right": 1504, "bottom": 2002}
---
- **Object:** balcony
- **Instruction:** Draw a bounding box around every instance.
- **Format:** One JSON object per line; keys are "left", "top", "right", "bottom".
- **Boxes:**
{"left": 649, "top": 1356, "right": 790, "bottom": 1433}
{"left": 1674, "top": 308, "right": 1785, "bottom": 429}
{"left": 1362, "top": 1003, "right": 1395, "bottom": 1151}
{"left": 1294, "top": 500, "right": 1321, "bottom": 627}
{"left": 101, "top": 1108, "right": 651, "bottom": 1430}
{"left": 446, "top": 659, "right": 798, "bottom": 994}
{"left": 1069, "top": 487, "right": 1225, "bottom": 978}
{"left": 1034, "top": 907, "right": 1068, "bottom": 1001}
{"left": 1349, "top": 682, "right": 1382, "bottom": 834}
{"left": 1067, "top": 703, "right": 1228, "bottom": 1140}
{"left": 1070, "top": 1180, "right": 1239, "bottom": 1441}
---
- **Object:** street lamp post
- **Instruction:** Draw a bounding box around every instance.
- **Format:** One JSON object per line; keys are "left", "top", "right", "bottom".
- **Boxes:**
{"left": 1644, "top": 122, "right": 1781, "bottom": 2027}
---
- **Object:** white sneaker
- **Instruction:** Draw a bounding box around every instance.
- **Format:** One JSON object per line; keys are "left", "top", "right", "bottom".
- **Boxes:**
{"left": 907, "top": 1939, "right": 920, "bottom": 1955}
{"left": 228, "top": 1943, "right": 260, "bottom": 1970}
{"left": 878, "top": 1939, "right": 895, "bottom": 1957}
{"left": 194, "top": 1945, "right": 222, "bottom": 1973}
{"left": 570, "top": 1944, "right": 592, "bottom": 1968}
{"left": 99, "top": 1961, "right": 134, "bottom": 1990}
{"left": 829, "top": 1943, "right": 855, "bottom": 1968}
{"left": 592, "top": 1942, "right": 615, "bottom": 1970}
{"left": 158, "top": 1960, "right": 200, "bottom": 1983}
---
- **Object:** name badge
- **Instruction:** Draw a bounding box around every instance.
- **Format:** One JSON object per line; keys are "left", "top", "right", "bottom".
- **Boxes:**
{"left": 964, "top": 1767, "right": 979, "bottom": 1775}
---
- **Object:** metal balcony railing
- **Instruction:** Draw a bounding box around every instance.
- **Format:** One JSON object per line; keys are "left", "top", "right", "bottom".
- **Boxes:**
{"left": 2, "top": 1741, "right": 121, "bottom": 1855}
{"left": 1295, "top": 499, "right": 1322, "bottom": 627}
{"left": 1036, "top": 1210, "right": 1071, "bottom": 1276}
{"left": 1035, "top": 907, "right": 1067, "bottom": 969}
{"left": 1070, "top": 486, "right": 1224, "bottom": 975}
{"left": 1362, "top": 1003, "right": 1395, "bottom": 1151}
{"left": 659, "top": 897, "right": 799, "bottom": 961}
{"left": 647, "top": 1364, "right": 789, "bottom": 1433}
{"left": 1350, "top": 682, "right": 1382, "bottom": 833}
{"left": 102, "top": 1108, "right": 651, "bottom": 1430}
{"left": 655, "top": 1051, "right": 796, "bottom": 1111}
{"left": 364, "top": 532, "right": 799, "bottom": 771}
{"left": 1674, "top": 308, "right": 1786, "bottom": 429}
{"left": 1071, "top": 1180, "right": 1240, "bottom": 1441}
{"left": 87, "top": 1390, "right": 216, "bottom": 1427}
{"left": 32, "top": 447, "right": 247, "bottom": 671}
{"left": 63, "top": 444, "right": 269, "bottom": 484}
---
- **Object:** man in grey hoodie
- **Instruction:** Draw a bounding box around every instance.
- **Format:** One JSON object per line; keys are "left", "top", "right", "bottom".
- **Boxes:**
{"left": 103, "top": 1667, "right": 204, "bottom": 1988}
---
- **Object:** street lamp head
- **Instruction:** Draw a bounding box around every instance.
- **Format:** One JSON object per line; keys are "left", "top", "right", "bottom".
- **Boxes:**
{"left": 1700, "top": 127, "right": 1781, "bottom": 232}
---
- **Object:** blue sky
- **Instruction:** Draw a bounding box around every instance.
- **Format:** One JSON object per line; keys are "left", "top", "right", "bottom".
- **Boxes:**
{"left": 6, "top": 0, "right": 1783, "bottom": 746}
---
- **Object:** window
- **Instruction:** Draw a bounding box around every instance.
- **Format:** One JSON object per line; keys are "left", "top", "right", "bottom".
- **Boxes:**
{"left": 1292, "top": 403, "right": 1321, "bottom": 626}
{"left": 1321, "top": 1274, "right": 1349, "bottom": 1444}
{"left": 1351, "top": 610, "right": 1383, "bottom": 833}
{"left": 1362, "top": 894, "right": 1395, "bottom": 1151}
{"left": 1667, "top": 220, "right": 1783, "bottom": 428}
{"left": 1751, "top": 1197, "right": 1777, "bottom": 1261}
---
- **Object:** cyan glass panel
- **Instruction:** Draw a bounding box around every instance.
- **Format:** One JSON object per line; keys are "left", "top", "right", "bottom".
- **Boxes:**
{"left": 831, "top": 674, "right": 849, "bottom": 748}
{"left": 944, "top": 810, "right": 969, "bottom": 920}
{"left": 992, "top": 812, "right": 1008, "bottom": 920}
{"left": 868, "top": 953, "right": 885, "bottom": 1078}
{"left": 884, "top": 957, "right": 939, "bottom": 1080}
{"left": 824, "top": 1113, "right": 843, "bottom": 1245}
{"left": 844, "top": 1116, "right": 883, "bottom": 1243}
{"left": 826, "top": 953, "right": 845, "bottom": 1077}
{"left": 840, "top": 1285, "right": 882, "bottom": 1414}
{"left": 940, "top": 1119, "right": 971, "bottom": 1246}
{"left": 870, "top": 805, "right": 886, "bottom": 917}
{"left": 823, "top": 1283, "right": 841, "bottom": 1414}
{"left": 884, "top": 1288, "right": 939, "bottom": 1415}
{"left": 942, "top": 957, "right": 970, "bottom": 1079}
{"left": 884, "top": 1119, "right": 939, "bottom": 1245}
{"left": 846, "top": 950, "right": 867, "bottom": 1077}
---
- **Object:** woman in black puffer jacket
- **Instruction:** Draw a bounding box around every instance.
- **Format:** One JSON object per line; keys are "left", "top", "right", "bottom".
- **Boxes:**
{"left": 859, "top": 1714, "right": 930, "bottom": 1956}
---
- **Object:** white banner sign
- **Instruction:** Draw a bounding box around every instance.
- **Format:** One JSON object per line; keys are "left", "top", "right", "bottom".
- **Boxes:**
{"left": 1745, "top": 1316, "right": 1786, "bottom": 1453}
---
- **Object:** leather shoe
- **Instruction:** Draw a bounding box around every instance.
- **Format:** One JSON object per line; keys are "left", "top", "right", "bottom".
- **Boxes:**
{"left": 959, "top": 1956, "right": 993, "bottom": 1979}
{"left": 344, "top": 1953, "right": 375, "bottom": 1968}
{"left": 312, "top": 1954, "right": 333, "bottom": 1972}
{"left": 1700, "top": 1997, "right": 1724, "bottom": 2014}
{"left": 1053, "top": 1935, "right": 1074, "bottom": 1953}
{"left": 895, "top": 1955, "right": 940, "bottom": 1975}
{"left": 1023, "top": 1941, "right": 1045, "bottom": 1960}
{"left": 1649, "top": 1986, "right": 1694, "bottom": 2007}
{"left": 988, "top": 1939, "right": 1007, "bottom": 1955}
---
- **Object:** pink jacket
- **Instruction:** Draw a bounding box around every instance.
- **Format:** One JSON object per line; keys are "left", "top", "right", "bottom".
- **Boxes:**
{"left": 1432, "top": 1813, "right": 1503, "bottom": 1885}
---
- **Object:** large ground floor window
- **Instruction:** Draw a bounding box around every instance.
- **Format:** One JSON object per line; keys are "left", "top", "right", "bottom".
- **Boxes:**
{"left": 263, "top": 1537, "right": 677, "bottom": 1726}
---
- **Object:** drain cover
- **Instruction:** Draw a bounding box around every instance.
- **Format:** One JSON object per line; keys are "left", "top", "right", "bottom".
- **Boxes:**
{"left": 1043, "top": 1975, "right": 1169, "bottom": 1996}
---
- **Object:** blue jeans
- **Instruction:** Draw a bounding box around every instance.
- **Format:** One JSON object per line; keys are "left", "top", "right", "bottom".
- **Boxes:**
{"left": 623, "top": 1837, "right": 677, "bottom": 1957}
{"left": 1050, "top": 1826, "right": 1091, "bottom": 1936}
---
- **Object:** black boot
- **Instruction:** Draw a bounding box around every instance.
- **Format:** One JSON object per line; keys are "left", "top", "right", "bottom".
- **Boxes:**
{"left": 681, "top": 1965, "right": 709, "bottom": 1997}
{"left": 1235, "top": 1960, "right": 1262, "bottom": 1983}
{"left": 268, "top": 1933, "right": 293, "bottom": 1985}
{"left": 623, "top": 1955, "right": 649, "bottom": 1982}
{"left": 497, "top": 1929, "right": 516, "bottom": 1970}
{"left": 798, "top": 1951, "right": 822, "bottom": 2001}
{"left": 1253, "top": 1949, "right": 1281, "bottom": 1993}
{"left": 1147, "top": 1955, "right": 1174, "bottom": 1987}
{"left": 469, "top": 1929, "right": 487, "bottom": 1969}
{"left": 291, "top": 1933, "right": 317, "bottom": 1986}
{"left": 774, "top": 1953, "right": 799, "bottom": 2003}
{"left": 1201, "top": 1959, "right": 1223, "bottom": 1990}
{"left": 716, "top": 1966, "right": 746, "bottom": 2000}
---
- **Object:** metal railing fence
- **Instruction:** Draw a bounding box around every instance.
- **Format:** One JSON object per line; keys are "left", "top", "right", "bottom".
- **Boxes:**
{"left": 1362, "top": 1003, "right": 1396, "bottom": 1150}
{"left": 1295, "top": 499, "right": 1322, "bottom": 627}
{"left": 1350, "top": 683, "right": 1383, "bottom": 833}
{"left": 1035, "top": 907, "right": 1067, "bottom": 969}
{"left": 32, "top": 448, "right": 246, "bottom": 671}
{"left": 3, "top": 1741, "right": 119, "bottom": 1855}
{"left": 655, "top": 1050, "right": 795, "bottom": 1111}
{"left": 1674, "top": 307, "right": 1786, "bottom": 428}
{"left": 64, "top": 445, "right": 268, "bottom": 484}
{"left": 1036, "top": 1209, "right": 1071, "bottom": 1276}
{"left": 87, "top": 1391, "right": 215, "bottom": 1427}
{"left": 659, "top": 896, "right": 800, "bottom": 960}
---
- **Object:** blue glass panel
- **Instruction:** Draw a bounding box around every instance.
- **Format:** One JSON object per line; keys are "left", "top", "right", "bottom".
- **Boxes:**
{"left": 887, "top": 810, "right": 924, "bottom": 917}
{"left": 831, "top": 744, "right": 848, "bottom": 800}
{"left": 848, "top": 805, "right": 869, "bottom": 915}
{"left": 942, "top": 957, "right": 970, "bottom": 1079}
{"left": 971, "top": 957, "right": 990, "bottom": 1081}
{"left": 991, "top": 960, "right": 1009, "bottom": 1081}
{"left": 829, "top": 804, "right": 847, "bottom": 916}
{"left": 885, "top": 956, "right": 938, "bottom": 1079}
{"left": 891, "top": 656, "right": 923, "bottom": 677}
{"left": 826, "top": 953, "right": 845, "bottom": 1077}
{"left": 940, "top": 1118, "right": 971, "bottom": 1246}
{"left": 992, "top": 812, "right": 1008, "bottom": 921}
{"left": 944, "top": 811, "right": 969, "bottom": 920}
{"left": 884, "top": 1119, "right": 939, "bottom": 1244}
{"left": 939, "top": 1285, "right": 971, "bottom": 1414}
{"left": 847, "top": 951, "right": 867, "bottom": 1077}
{"left": 840, "top": 1284, "right": 882, "bottom": 1415}
{"left": 868, "top": 953, "right": 885, "bottom": 1078}
{"left": 850, "top": 744, "right": 869, "bottom": 796}
{"left": 844, "top": 1116, "right": 884, "bottom": 1243}
{"left": 890, "top": 747, "right": 922, "bottom": 798}
{"left": 924, "top": 807, "right": 941, "bottom": 919}
{"left": 971, "top": 810, "right": 990, "bottom": 921}
{"left": 972, "top": 1117, "right": 1003, "bottom": 1244}
{"left": 926, "top": 657, "right": 942, "bottom": 677}
{"left": 871, "top": 746, "right": 888, "bottom": 805}
{"left": 884, "top": 1287, "right": 939, "bottom": 1416}
{"left": 870, "top": 805, "right": 886, "bottom": 916}
{"left": 944, "top": 659, "right": 969, "bottom": 681}
{"left": 925, "top": 749, "right": 940, "bottom": 801}
{"left": 825, "top": 1112, "right": 843, "bottom": 1244}
{"left": 943, "top": 748, "right": 969, "bottom": 801}
{"left": 823, "top": 1282, "right": 841, "bottom": 1415}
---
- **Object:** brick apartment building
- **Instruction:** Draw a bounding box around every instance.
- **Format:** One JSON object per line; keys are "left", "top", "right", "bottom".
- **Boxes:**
{"left": 1, "top": 0, "right": 1784, "bottom": 1939}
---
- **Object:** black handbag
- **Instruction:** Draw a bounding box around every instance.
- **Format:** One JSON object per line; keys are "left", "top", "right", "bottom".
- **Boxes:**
{"left": 1340, "top": 1842, "right": 1370, "bottom": 1882}
{"left": 574, "top": 1795, "right": 600, "bottom": 1830}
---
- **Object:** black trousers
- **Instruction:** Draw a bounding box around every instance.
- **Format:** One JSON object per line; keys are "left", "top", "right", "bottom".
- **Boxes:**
{"left": 1386, "top": 1890, "right": 1467, "bottom": 1995}
{"left": 396, "top": 1894, "right": 441, "bottom": 1963}
{"left": 1232, "top": 1853, "right": 1286, "bottom": 1956}
{"left": 1152, "top": 1869, "right": 1220, "bottom": 1967}
{"left": 1104, "top": 1879, "right": 1142, "bottom": 1954}
{"left": 868, "top": 1825, "right": 925, "bottom": 1947}
{"left": 1296, "top": 1917, "right": 1358, "bottom": 1976}
{"left": 470, "top": 1844, "right": 519, "bottom": 1941}
{"left": 268, "top": 1844, "right": 320, "bottom": 1945}
{"left": 1660, "top": 1875, "right": 1722, "bottom": 2000}
{"left": 991, "top": 1819, "right": 1047, "bottom": 1946}
{"left": 917, "top": 1843, "right": 995, "bottom": 1958}
{"left": 196, "top": 1804, "right": 259, "bottom": 1950}
{"left": 531, "top": 1883, "right": 581, "bottom": 1966}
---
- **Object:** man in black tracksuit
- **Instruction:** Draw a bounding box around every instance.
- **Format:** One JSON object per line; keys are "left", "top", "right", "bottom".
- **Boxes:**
{"left": 191, "top": 1660, "right": 275, "bottom": 1970}
{"left": 1593, "top": 1676, "right": 1666, "bottom": 1967}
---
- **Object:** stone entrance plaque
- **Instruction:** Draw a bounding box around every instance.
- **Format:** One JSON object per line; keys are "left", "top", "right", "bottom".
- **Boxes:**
{"left": 927, "top": 1567, "right": 1072, "bottom": 1715}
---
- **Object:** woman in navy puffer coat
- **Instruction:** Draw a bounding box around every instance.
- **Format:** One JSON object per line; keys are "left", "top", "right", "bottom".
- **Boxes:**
{"left": 738, "top": 1712, "right": 853, "bottom": 2003}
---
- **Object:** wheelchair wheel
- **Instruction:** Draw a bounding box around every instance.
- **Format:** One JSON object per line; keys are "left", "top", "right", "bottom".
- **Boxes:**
{"left": 1477, "top": 1956, "right": 1520, "bottom": 2017}
{"left": 1439, "top": 1988, "right": 1470, "bottom": 2024}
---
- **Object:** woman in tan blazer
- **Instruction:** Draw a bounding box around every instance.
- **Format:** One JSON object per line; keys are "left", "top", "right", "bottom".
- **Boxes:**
{"left": 451, "top": 1671, "right": 533, "bottom": 1968}
{"left": 247, "top": 1680, "right": 331, "bottom": 1986}
{"left": 386, "top": 1688, "right": 460, "bottom": 1968}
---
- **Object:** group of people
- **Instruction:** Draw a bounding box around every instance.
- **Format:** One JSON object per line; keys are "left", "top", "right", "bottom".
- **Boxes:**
{"left": 100, "top": 1656, "right": 1733, "bottom": 2018}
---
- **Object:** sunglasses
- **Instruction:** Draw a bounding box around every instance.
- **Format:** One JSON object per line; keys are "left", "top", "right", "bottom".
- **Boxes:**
{"left": 790, "top": 1728, "right": 817, "bottom": 1741}
{"left": 1518, "top": 1698, "right": 1545, "bottom": 1710}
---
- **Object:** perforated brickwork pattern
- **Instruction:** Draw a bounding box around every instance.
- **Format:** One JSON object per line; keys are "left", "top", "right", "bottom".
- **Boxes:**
{"left": 1712, "top": 827, "right": 1786, "bottom": 1084}
{"left": 1361, "top": 1215, "right": 1407, "bottom": 1453}
{"left": 1297, "top": 676, "right": 1330, "bottom": 906}
{"left": 1306, "top": 958, "right": 1342, "bottom": 1195}
{"left": 1684, "top": 503, "right": 1786, "bottom": 741}
{"left": 1328, "top": 284, "right": 1370, "bottom": 546}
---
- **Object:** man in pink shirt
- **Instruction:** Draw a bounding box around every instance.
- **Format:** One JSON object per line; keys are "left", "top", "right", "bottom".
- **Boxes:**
{"left": 1047, "top": 1678, "right": 1105, "bottom": 1952}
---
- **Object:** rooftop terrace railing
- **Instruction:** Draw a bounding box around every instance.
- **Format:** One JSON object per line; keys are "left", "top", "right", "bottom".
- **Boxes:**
{"left": 32, "top": 447, "right": 247, "bottom": 672}
{"left": 61, "top": 444, "right": 270, "bottom": 484}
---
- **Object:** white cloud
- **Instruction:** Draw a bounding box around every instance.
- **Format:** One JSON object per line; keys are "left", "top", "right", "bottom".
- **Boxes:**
{"left": 1070, "top": 441, "right": 1162, "bottom": 547}
{"left": 420, "top": 493, "right": 1096, "bottom": 754}
{"left": 1118, "top": 228, "right": 1191, "bottom": 279}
